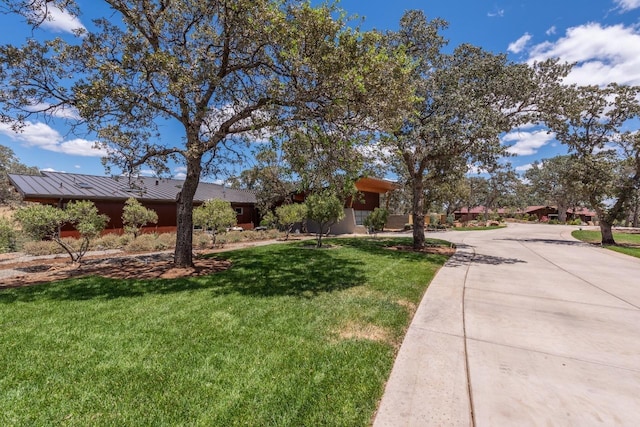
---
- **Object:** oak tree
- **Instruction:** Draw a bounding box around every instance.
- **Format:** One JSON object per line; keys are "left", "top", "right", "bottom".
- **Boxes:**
{"left": 379, "top": 11, "right": 540, "bottom": 248}
{"left": 541, "top": 83, "right": 640, "bottom": 244}
{"left": 0, "top": 1, "right": 382, "bottom": 266}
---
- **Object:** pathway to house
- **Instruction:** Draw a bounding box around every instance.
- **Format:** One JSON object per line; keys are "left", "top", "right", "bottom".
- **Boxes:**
{"left": 374, "top": 222, "right": 640, "bottom": 426}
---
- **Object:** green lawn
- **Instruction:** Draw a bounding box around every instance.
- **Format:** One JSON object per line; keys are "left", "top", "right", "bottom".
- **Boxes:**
{"left": 0, "top": 237, "right": 450, "bottom": 426}
{"left": 572, "top": 230, "right": 640, "bottom": 259}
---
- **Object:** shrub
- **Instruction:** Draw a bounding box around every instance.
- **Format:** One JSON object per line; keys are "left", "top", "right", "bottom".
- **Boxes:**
{"left": 0, "top": 218, "right": 16, "bottom": 253}
{"left": 275, "top": 203, "right": 307, "bottom": 240}
{"left": 15, "top": 201, "right": 108, "bottom": 263}
{"left": 156, "top": 233, "right": 176, "bottom": 249}
{"left": 194, "top": 231, "right": 212, "bottom": 249}
{"left": 193, "top": 199, "right": 237, "bottom": 247}
{"left": 122, "top": 197, "right": 158, "bottom": 238}
{"left": 124, "top": 234, "right": 158, "bottom": 252}
{"left": 22, "top": 240, "right": 63, "bottom": 256}
{"left": 364, "top": 208, "right": 389, "bottom": 235}
{"left": 94, "top": 233, "right": 124, "bottom": 250}
{"left": 260, "top": 211, "right": 277, "bottom": 228}
{"left": 569, "top": 218, "right": 582, "bottom": 225}
{"left": 305, "top": 191, "right": 344, "bottom": 248}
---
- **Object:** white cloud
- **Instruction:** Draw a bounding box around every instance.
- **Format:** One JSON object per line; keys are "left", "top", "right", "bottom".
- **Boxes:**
{"left": 515, "top": 163, "right": 533, "bottom": 172}
{"left": 41, "top": 167, "right": 65, "bottom": 173}
{"left": 546, "top": 26, "right": 556, "bottom": 36}
{"left": 0, "top": 121, "right": 106, "bottom": 157}
{"left": 26, "top": 102, "right": 81, "bottom": 120}
{"left": 40, "top": 5, "right": 85, "bottom": 34}
{"left": 74, "top": 165, "right": 81, "bottom": 169}
{"left": 174, "top": 172, "right": 186, "bottom": 180}
{"left": 503, "top": 129, "right": 555, "bottom": 156}
{"left": 174, "top": 166, "right": 187, "bottom": 174}
{"left": 508, "top": 33, "right": 532, "bottom": 54}
{"left": 467, "top": 164, "right": 488, "bottom": 175}
{"left": 528, "top": 23, "right": 640, "bottom": 86}
{"left": 614, "top": 0, "right": 640, "bottom": 11}
{"left": 488, "top": 9, "right": 505, "bottom": 18}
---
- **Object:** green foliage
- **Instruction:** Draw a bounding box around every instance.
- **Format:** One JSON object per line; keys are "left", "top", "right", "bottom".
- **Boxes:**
{"left": 275, "top": 203, "right": 307, "bottom": 240}
{"left": 541, "top": 81, "right": 640, "bottom": 244}
{"left": 364, "top": 208, "right": 389, "bottom": 233}
{"left": 0, "top": 144, "right": 39, "bottom": 205}
{"left": 259, "top": 210, "right": 277, "bottom": 228}
{"left": 305, "top": 191, "right": 345, "bottom": 248}
{"left": 0, "top": 1, "right": 386, "bottom": 267}
{"left": 122, "top": 197, "right": 158, "bottom": 238}
{"left": 193, "top": 199, "right": 237, "bottom": 247}
{"left": 15, "top": 201, "right": 107, "bottom": 263}
{"left": 379, "top": 11, "right": 539, "bottom": 249}
{"left": 0, "top": 217, "right": 16, "bottom": 253}
{"left": 568, "top": 218, "right": 582, "bottom": 225}
{"left": 15, "top": 204, "right": 67, "bottom": 241}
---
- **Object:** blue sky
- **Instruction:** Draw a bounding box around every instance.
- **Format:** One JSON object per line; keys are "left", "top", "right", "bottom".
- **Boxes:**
{"left": 1, "top": 0, "right": 639, "bottom": 179}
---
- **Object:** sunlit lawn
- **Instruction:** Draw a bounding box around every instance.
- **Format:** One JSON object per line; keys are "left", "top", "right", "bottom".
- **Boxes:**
{"left": 0, "top": 237, "right": 450, "bottom": 426}
{"left": 572, "top": 229, "right": 640, "bottom": 259}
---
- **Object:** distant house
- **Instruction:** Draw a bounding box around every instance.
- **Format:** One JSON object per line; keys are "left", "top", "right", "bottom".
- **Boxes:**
{"left": 454, "top": 205, "right": 597, "bottom": 224}
{"left": 8, "top": 171, "right": 258, "bottom": 237}
{"left": 454, "top": 206, "right": 509, "bottom": 222}
{"left": 292, "top": 177, "right": 399, "bottom": 234}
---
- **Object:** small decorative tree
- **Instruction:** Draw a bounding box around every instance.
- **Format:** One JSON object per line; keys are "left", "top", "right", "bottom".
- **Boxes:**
{"left": 15, "top": 201, "right": 108, "bottom": 263}
{"left": 275, "top": 203, "right": 308, "bottom": 240}
{"left": 122, "top": 197, "right": 158, "bottom": 238}
{"left": 259, "top": 211, "right": 277, "bottom": 229}
{"left": 363, "top": 207, "right": 389, "bottom": 238}
{"left": 192, "top": 199, "right": 237, "bottom": 247}
{"left": 305, "top": 191, "right": 345, "bottom": 248}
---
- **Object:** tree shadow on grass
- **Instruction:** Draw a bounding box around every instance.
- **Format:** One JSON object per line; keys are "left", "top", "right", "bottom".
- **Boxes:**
{"left": 0, "top": 243, "right": 371, "bottom": 303}
{"left": 0, "top": 237, "right": 456, "bottom": 304}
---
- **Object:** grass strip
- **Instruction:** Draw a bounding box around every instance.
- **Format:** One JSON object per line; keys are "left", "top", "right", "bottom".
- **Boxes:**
{"left": 572, "top": 230, "right": 640, "bottom": 259}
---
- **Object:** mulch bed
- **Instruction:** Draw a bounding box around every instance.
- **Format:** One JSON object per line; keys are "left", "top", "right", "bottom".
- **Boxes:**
{"left": 0, "top": 252, "right": 231, "bottom": 289}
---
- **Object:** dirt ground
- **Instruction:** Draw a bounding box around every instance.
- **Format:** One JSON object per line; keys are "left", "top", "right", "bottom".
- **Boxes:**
{"left": 0, "top": 250, "right": 234, "bottom": 289}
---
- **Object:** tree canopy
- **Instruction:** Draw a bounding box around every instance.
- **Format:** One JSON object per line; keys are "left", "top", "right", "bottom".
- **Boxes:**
{"left": 0, "top": 144, "right": 38, "bottom": 205}
{"left": 541, "top": 83, "right": 640, "bottom": 243}
{"left": 377, "top": 10, "right": 540, "bottom": 248}
{"left": 0, "top": 0, "right": 386, "bottom": 266}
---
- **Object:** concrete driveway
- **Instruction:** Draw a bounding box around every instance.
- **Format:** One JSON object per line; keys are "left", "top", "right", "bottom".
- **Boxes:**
{"left": 374, "top": 223, "right": 640, "bottom": 426}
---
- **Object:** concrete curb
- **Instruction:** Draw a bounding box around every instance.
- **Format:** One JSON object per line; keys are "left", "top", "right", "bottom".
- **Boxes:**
{"left": 374, "top": 244, "right": 474, "bottom": 427}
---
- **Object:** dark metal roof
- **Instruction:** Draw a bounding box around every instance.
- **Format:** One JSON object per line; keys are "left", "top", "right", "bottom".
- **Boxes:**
{"left": 8, "top": 171, "right": 256, "bottom": 204}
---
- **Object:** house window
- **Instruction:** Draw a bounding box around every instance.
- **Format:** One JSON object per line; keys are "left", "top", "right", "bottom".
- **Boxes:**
{"left": 234, "top": 207, "right": 243, "bottom": 215}
{"left": 354, "top": 210, "right": 372, "bottom": 226}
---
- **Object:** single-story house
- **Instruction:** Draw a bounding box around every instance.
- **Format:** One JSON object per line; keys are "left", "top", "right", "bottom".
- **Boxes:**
{"left": 292, "top": 177, "right": 399, "bottom": 234}
{"left": 8, "top": 171, "right": 258, "bottom": 237}
{"left": 454, "top": 205, "right": 597, "bottom": 223}
{"left": 453, "top": 206, "right": 509, "bottom": 222}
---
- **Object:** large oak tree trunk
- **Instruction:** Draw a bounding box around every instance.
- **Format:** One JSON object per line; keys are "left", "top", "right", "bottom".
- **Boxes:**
{"left": 412, "top": 178, "right": 425, "bottom": 249}
{"left": 174, "top": 159, "right": 202, "bottom": 267}
{"left": 558, "top": 201, "right": 568, "bottom": 223}
{"left": 599, "top": 221, "right": 616, "bottom": 245}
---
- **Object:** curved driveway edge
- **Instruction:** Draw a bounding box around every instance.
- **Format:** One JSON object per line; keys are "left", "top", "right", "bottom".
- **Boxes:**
{"left": 374, "top": 223, "right": 640, "bottom": 426}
